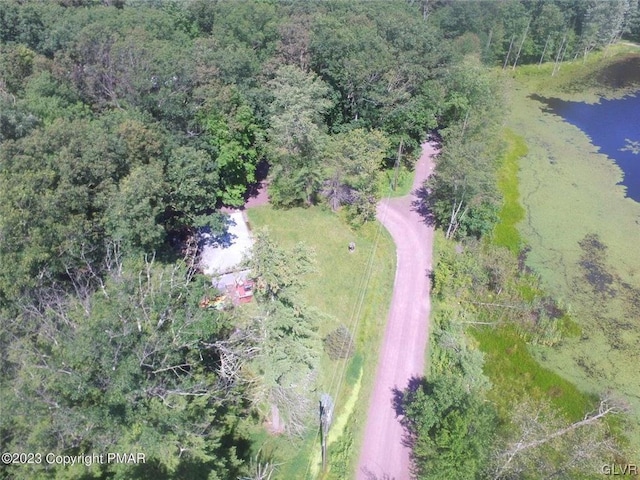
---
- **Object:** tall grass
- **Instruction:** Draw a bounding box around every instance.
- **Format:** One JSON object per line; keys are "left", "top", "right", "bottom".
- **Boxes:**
{"left": 472, "top": 327, "right": 596, "bottom": 422}
{"left": 492, "top": 130, "right": 527, "bottom": 253}
{"left": 378, "top": 166, "right": 414, "bottom": 198}
{"left": 513, "top": 43, "right": 640, "bottom": 102}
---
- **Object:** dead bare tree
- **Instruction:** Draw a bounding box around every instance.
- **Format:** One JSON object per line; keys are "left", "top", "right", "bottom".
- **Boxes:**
{"left": 503, "top": 36, "right": 515, "bottom": 70}
{"left": 538, "top": 34, "right": 551, "bottom": 67}
{"left": 240, "top": 449, "right": 281, "bottom": 480}
{"left": 492, "top": 397, "right": 626, "bottom": 480}
{"left": 552, "top": 33, "right": 568, "bottom": 77}
{"left": 512, "top": 18, "right": 531, "bottom": 70}
{"left": 270, "top": 381, "right": 314, "bottom": 437}
{"left": 208, "top": 323, "right": 262, "bottom": 388}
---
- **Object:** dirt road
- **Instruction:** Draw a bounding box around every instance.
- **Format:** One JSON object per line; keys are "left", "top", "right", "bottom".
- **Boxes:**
{"left": 356, "top": 142, "right": 437, "bottom": 480}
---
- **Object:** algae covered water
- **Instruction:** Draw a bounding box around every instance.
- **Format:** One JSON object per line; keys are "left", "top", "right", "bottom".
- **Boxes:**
{"left": 531, "top": 93, "right": 640, "bottom": 202}
{"left": 513, "top": 74, "right": 640, "bottom": 452}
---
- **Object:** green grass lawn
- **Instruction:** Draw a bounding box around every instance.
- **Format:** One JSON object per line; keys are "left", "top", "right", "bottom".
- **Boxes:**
{"left": 378, "top": 166, "right": 414, "bottom": 198}
{"left": 246, "top": 205, "right": 396, "bottom": 479}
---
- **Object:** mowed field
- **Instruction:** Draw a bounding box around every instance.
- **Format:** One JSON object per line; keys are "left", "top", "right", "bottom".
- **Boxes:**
{"left": 506, "top": 52, "right": 640, "bottom": 454}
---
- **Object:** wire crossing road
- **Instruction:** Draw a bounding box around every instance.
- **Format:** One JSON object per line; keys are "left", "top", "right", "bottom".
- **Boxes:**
{"left": 357, "top": 142, "right": 437, "bottom": 480}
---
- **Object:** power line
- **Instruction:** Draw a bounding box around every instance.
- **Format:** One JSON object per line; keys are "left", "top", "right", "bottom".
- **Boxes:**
{"left": 303, "top": 170, "right": 397, "bottom": 479}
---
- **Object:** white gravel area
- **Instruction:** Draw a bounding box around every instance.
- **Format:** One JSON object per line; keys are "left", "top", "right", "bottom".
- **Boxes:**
{"left": 199, "top": 211, "right": 253, "bottom": 275}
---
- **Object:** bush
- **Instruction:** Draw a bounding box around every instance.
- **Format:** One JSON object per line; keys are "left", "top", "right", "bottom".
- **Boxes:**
{"left": 323, "top": 324, "right": 355, "bottom": 360}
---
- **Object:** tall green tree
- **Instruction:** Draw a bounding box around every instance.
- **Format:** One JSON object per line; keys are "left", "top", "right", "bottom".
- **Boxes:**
{"left": 530, "top": 3, "right": 568, "bottom": 65}
{"left": 401, "top": 374, "right": 497, "bottom": 480}
{"left": 247, "top": 230, "right": 320, "bottom": 436}
{"left": 323, "top": 128, "right": 389, "bottom": 222}
{"left": 1, "top": 258, "right": 249, "bottom": 479}
{"left": 165, "top": 146, "right": 221, "bottom": 229}
{"left": 267, "top": 65, "right": 332, "bottom": 207}
{"left": 0, "top": 117, "right": 118, "bottom": 301}
{"left": 249, "top": 229, "right": 315, "bottom": 304}
{"left": 426, "top": 133, "right": 501, "bottom": 239}
{"left": 200, "top": 91, "right": 261, "bottom": 207}
{"left": 104, "top": 163, "right": 166, "bottom": 251}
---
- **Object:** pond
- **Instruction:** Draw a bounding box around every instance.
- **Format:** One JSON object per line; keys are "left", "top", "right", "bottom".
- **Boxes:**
{"left": 530, "top": 93, "right": 640, "bottom": 202}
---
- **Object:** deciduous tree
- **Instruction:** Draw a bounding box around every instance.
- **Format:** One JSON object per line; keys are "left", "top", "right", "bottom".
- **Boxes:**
{"left": 267, "top": 65, "right": 332, "bottom": 206}
{"left": 401, "top": 374, "right": 497, "bottom": 480}
{"left": 323, "top": 128, "right": 389, "bottom": 223}
{"left": 1, "top": 257, "right": 249, "bottom": 479}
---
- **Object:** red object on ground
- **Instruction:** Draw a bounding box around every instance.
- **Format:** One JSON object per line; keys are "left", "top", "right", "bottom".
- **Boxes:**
{"left": 234, "top": 280, "right": 254, "bottom": 304}
{"left": 357, "top": 142, "right": 438, "bottom": 480}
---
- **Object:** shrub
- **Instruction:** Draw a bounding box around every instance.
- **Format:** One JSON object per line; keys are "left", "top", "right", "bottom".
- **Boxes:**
{"left": 323, "top": 324, "right": 355, "bottom": 360}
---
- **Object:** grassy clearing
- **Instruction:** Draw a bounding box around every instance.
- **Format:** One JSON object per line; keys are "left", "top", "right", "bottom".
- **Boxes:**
{"left": 492, "top": 129, "right": 528, "bottom": 253}
{"left": 471, "top": 326, "right": 596, "bottom": 422}
{"left": 506, "top": 49, "right": 640, "bottom": 454}
{"left": 432, "top": 228, "right": 595, "bottom": 423}
{"left": 246, "top": 205, "right": 395, "bottom": 479}
{"left": 378, "top": 166, "right": 414, "bottom": 198}
{"left": 511, "top": 43, "right": 640, "bottom": 102}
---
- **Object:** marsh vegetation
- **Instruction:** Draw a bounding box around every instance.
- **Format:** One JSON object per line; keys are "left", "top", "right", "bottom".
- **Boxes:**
{"left": 505, "top": 48, "right": 640, "bottom": 456}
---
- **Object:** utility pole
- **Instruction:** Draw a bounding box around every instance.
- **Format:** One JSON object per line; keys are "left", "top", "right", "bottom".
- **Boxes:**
{"left": 393, "top": 138, "right": 403, "bottom": 192}
{"left": 319, "top": 394, "right": 334, "bottom": 473}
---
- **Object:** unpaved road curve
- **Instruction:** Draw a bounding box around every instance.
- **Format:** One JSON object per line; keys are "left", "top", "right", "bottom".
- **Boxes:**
{"left": 356, "top": 142, "right": 437, "bottom": 480}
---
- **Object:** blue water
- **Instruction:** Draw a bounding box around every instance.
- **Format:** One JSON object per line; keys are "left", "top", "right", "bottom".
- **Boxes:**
{"left": 530, "top": 93, "right": 640, "bottom": 202}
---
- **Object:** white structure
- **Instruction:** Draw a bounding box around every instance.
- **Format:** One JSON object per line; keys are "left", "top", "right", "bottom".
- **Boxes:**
{"left": 199, "top": 211, "right": 253, "bottom": 276}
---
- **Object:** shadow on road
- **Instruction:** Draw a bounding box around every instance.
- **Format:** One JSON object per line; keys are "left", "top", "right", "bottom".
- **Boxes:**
{"left": 410, "top": 185, "right": 436, "bottom": 227}
{"left": 360, "top": 467, "right": 397, "bottom": 480}
{"left": 391, "top": 376, "right": 426, "bottom": 453}
{"left": 391, "top": 376, "right": 424, "bottom": 417}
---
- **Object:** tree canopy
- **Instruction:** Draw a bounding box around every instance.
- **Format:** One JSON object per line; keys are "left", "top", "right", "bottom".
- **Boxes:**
{"left": 1, "top": 0, "right": 633, "bottom": 477}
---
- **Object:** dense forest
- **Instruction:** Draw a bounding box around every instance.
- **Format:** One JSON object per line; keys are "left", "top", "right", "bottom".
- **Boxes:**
{"left": 1, "top": 0, "right": 638, "bottom": 478}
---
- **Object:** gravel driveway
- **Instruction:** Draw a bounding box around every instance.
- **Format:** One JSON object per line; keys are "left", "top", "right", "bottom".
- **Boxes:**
{"left": 356, "top": 142, "right": 437, "bottom": 480}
